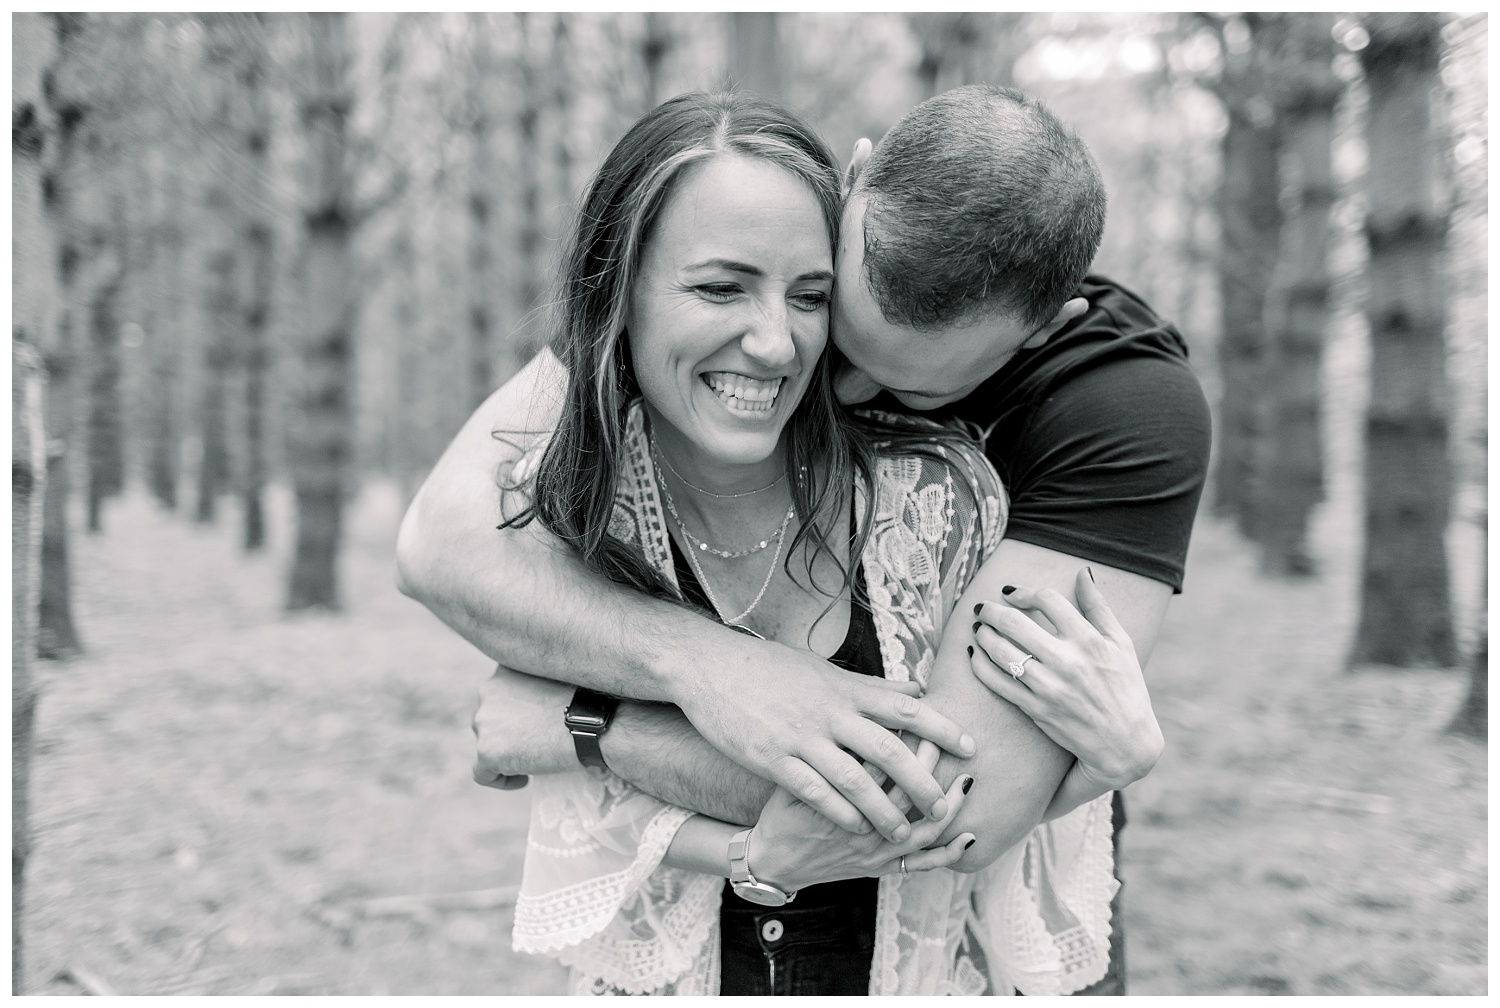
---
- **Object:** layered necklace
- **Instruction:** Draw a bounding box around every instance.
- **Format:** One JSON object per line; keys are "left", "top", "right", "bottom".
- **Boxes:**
{"left": 650, "top": 436, "right": 795, "bottom": 627}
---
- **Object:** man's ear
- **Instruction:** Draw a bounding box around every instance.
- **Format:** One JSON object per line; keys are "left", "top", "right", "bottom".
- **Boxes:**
{"left": 1020, "top": 297, "right": 1088, "bottom": 349}
{"left": 842, "top": 138, "right": 873, "bottom": 197}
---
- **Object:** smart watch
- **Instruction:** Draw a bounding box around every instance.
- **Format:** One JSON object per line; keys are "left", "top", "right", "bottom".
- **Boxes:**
{"left": 728, "top": 827, "right": 797, "bottom": 906}
{"left": 563, "top": 688, "right": 620, "bottom": 770}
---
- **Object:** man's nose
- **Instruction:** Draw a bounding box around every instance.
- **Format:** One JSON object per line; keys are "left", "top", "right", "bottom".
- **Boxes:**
{"left": 740, "top": 299, "right": 796, "bottom": 369}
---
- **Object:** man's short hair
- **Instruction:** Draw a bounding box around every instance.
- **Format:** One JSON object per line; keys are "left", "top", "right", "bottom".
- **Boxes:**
{"left": 856, "top": 84, "right": 1106, "bottom": 331}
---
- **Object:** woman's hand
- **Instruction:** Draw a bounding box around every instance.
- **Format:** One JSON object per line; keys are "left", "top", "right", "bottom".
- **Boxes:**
{"left": 745, "top": 741, "right": 976, "bottom": 894}
{"left": 969, "top": 567, "right": 1164, "bottom": 793}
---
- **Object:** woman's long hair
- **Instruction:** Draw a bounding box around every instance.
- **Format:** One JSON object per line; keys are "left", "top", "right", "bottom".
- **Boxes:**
{"left": 502, "top": 90, "right": 867, "bottom": 608}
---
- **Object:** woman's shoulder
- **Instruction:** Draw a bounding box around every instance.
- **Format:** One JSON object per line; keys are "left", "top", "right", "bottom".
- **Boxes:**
{"left": 857, "top": 411, "right": 1003, "bottom": 503}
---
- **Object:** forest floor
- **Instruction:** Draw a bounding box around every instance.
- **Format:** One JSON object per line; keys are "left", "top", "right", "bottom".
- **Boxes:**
{"left": 18, "top": 480, "right": 1487, "bottom": 996}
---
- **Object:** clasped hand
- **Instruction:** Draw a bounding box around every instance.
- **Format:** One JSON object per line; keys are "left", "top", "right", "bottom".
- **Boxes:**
{"left": 746, "top": 738, "right": 977, "bottom": 892}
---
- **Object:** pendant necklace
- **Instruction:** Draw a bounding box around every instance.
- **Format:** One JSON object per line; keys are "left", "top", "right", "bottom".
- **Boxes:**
{"left": 651, "top": 447, "right": 795, "bottom": 627}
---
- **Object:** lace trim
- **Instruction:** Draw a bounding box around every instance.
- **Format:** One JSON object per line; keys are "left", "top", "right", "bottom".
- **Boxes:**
{"left": 514, "top": 804, "right": 694, "bottom": 956}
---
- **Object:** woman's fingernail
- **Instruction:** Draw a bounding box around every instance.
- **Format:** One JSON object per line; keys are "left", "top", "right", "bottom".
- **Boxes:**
{"left": 963, "top": 837, "right": 976, "bottom": 850}
{"left": 971, "top": 621, "right": 981, "bottom": 634}
{"left": 1087, "top": 566, "right": 1096, "bottom": 583}
{"left": 973, "top": 603, "right": 983, "bottom": 616}
{"left": 1001, "top": 585, "right": 1016, "bottom": 596}
{"left": 966, "top": 645, "right": 973, "bottom": 657}
{"left": 961, "top": 776, "right": 974, "bottom": 795}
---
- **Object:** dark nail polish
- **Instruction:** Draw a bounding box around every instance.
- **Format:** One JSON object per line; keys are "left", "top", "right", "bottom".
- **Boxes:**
{"left": 973, "top": 603, "right": 983, "bottom": 616}
{"left": 1001, "top": 585, "right": 1016, "bottom": 596}
{"left": 964, "top": 837, "right": 976, "bottom": 850}
{"left": 1087, "top": 566, "right": 1097, "bottom": 583}
{"left": 966, "top": 645, "right": 973, "bottom": 657}
{"left": 971, "top": 621, "right": 980, "bottom": 633}
{"left": 961, "top": 776, "right": 974, "bottom": 794}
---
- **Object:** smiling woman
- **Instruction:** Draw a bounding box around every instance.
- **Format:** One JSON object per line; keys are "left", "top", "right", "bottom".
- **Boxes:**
{"left": 628, "top": 155, "right": 834, "bottom": 478}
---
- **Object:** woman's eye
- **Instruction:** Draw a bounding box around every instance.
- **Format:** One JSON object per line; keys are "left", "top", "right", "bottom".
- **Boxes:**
{"left": 696, "top": 284, "right": 740, "bottom": 301}
{"left": 791, "top": 291, "right": 830, "bottom": 312}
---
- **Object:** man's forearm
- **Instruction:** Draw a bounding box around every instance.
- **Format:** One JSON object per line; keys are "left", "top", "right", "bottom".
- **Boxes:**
{"left": 604, "top": 702, "right": 773, "bottom": 825}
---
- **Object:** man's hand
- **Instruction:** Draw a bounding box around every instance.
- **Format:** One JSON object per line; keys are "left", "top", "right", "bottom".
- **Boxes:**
{"left": 471, "top": 665, "right": 577, "bottom": 790}
{"left": 663, "top": 635, "right": 977, "bottom": 844}
{"left": 970, "top": 567, "right": 1164, "bottom": 793}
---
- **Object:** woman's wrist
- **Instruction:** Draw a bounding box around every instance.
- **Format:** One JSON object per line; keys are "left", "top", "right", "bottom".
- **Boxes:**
{"left": 742, "top": 825, "right": 801, "bottom": 894}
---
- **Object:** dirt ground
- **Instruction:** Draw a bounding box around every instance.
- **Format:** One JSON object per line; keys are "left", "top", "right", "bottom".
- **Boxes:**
{"left": 17, "top": 480, "right": 1486, "bottom": 995}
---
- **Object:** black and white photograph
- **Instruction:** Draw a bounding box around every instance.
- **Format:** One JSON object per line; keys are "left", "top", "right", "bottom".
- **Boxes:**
{"left": 11, "top": 10, "right": 1488, "bottom": 996}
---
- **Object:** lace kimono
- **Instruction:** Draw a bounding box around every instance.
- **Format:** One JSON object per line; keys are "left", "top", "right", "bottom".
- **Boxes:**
{"left": 511, "top": 407, "right": 1118, "bottom": 995}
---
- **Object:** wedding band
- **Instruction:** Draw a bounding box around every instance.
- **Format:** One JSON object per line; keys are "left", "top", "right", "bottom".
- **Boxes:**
{"left": 899, "top": 856, "right": 908, "bottom": 877}
{"left": 1007, "top": 655, "right": 1034, "bottom": 679}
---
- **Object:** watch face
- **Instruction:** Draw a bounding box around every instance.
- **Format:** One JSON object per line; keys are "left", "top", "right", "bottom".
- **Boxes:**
{"left": 732, "top": 882, "right": 789, "bottom": 907}
{"left": 565, "top": 708, "right": 609, "bottom": 730}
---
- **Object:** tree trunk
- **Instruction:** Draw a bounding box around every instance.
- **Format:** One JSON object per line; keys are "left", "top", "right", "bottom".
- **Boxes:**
{"left": 240, "top": 13, "right": 274, "bottom": 552}
{"left": 727, "top": 13, "right": 782, "bottom": 101}
{"left": 287, "top": 11, "right": 356, "bottom": 612}
{"left": 37, "top": 12, "right": 88, "bottom": 660}
{"left": 12, "top": 15, "right": 54, "bottom": 986}
{"left": 465, "top": 14, "right": 498, "bottom": 410}
{"left": 84, "top": 191, "right": 126, "bottom": 534}
{"left": 514, "top": 12, "right": 547, "bottom": 360}
{"left": 909, "top": 14, "right": 1027, "bottom": 98}
{"left": 1256, "top": 13, "right": 1340, "bottom": 576}
{"left": 195, "top": 14, "right": 243, "bottom": 526}
{"left": 145, "top": 144, "right": 184, "bottom": 511}
{"left": 1349, "top": 13, "right": 1457, "bottom": 668}
{"left": 11, "top": 341, "right": 47, "bottom": 994}
{"left": 641, "top": 13, "right": 673, "bottom": 110}
{"left": 1211, "top": 14, "right": 1283, "bottom": 537}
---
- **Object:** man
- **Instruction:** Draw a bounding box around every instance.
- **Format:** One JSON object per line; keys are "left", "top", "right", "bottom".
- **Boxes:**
{"left": 396, "top": 85, "right": 1210, "bottom": 994}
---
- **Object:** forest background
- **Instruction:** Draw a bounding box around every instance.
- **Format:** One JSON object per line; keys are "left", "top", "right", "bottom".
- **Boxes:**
{"left": 10, "top": 11, "right": 1489, "bottom": 996}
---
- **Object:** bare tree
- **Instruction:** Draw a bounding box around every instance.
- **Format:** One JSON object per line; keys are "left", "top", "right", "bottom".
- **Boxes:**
{"left": 513, "top": 12, "right": 547, "bottom": 360}
{"left": 194, "top": 14, "right": 245, "bottom": 525}
{"left": 37, "top": 12, "right": 89, "bottom": 659}
{"left": 641, "top": 13, "right": 673, "bottom": 110}
{"left": 240, "top": 12, "right": 275, "bottom": 551}
{"left": 1254, "top": 13, "right": 1341, "bottom": 576}
{"left": 464, "top": 13, "right": 501, "bottom": 410}
{"left": 12, "top": 13, "right": 54, "bottom": 986}
{"left": 1205, "top": 13, "right": 1285, "bottom": 536}
{"left": 1349, "top": 13, "right": 1457, "bottom": 668}
{"left": 286, "top": 12, "right": 357, "bottom": 611}
{"left": 909, "top": 13, "right": 1028, "bottom": 96}
{"left": 727, "top": 13, "right": 783, "bottom": 100}
{"left": 84, "top": 185, "right": 126, "bottom": 533}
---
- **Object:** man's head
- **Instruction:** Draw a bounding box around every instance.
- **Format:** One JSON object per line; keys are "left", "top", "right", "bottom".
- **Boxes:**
{"left": 833, "top": 85, "right": 1106, "bottom": 408}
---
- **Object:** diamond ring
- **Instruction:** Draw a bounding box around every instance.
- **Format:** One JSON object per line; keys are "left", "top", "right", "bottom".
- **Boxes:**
{"left": 1007, "top": 655, "right": 1034, "bottom": 679}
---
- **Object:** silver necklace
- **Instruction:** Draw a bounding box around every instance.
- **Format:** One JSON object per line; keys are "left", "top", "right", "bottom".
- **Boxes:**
{"left": 652, "top": 444, "right": 792, "bottom": 558}
{"left": 651, "top": 435, "right": 787, "bottom": 499}
{"left": 674, "top": 492, "right": 794, "bottom": 627}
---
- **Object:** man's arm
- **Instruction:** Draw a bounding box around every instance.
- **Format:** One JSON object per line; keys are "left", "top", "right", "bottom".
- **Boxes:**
{"left": 470, "top": 664, "right": 772, "bottom": 825}
{"left": 396, "top": 350, "right": 975, "bottom": 841}
{"left": 919, "top": 539, "right": 1173, "bottom": 871}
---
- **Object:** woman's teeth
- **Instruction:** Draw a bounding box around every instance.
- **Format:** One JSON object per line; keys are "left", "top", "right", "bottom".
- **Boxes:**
{"left": 703, "top": 372, "right": 783, "bottom": 413}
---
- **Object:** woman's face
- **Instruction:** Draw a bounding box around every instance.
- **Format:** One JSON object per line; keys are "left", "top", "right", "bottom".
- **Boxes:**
{"left": 627, "top": 154, "right": 833, "bottom": 477}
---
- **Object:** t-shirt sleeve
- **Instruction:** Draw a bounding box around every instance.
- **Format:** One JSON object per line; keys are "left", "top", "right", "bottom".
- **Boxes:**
{"left": 996, "top": 355, "right": 1212, "bottom": 592}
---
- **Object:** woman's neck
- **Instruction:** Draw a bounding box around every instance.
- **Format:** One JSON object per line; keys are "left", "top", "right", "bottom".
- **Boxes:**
{"left": 648, "top": 425, "right": 792, "bottom": 544}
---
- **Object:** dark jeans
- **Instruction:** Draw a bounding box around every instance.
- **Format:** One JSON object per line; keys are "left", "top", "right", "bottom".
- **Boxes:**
{"left": 719, "top": 794, "right": 1128, "bottom": 996}
{"left": 719, "top": 901, "right": 876, "bottom": 996}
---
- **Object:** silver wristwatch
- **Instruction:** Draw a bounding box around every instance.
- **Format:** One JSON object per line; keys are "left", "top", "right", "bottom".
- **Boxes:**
{"left": 728, "top": 828, "right": 797, "bottom": 906}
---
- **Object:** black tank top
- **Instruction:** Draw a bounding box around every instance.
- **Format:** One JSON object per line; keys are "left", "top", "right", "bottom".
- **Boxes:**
{"left": 667, "top": 533, "right": 883, "bottom": 909}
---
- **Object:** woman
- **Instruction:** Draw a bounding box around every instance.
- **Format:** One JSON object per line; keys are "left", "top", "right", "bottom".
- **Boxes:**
{"left": 498, "top": 91, "right": 1134, "bottom": 996}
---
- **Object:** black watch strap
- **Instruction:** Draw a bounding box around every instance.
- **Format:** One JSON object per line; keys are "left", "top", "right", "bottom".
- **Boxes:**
{"left": 564, "top": 688, "right": 620, "bottom": 770}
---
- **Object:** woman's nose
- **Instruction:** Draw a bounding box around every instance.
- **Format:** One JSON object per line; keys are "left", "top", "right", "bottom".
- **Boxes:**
{"left": 740, "top": 300, "right": 796, "bottom": 368}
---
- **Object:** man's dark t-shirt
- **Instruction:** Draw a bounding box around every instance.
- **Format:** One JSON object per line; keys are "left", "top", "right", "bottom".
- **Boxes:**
{"left": 866, "top": 274, "right": 1210, "bottom": 994}
{"left": 867, "top": 274, "right": 1212, "bottom": 593}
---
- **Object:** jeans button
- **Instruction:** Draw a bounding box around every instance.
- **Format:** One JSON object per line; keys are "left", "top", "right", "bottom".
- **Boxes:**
{"left": 761, "top": 918, "right": 784, "bottom": 942}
